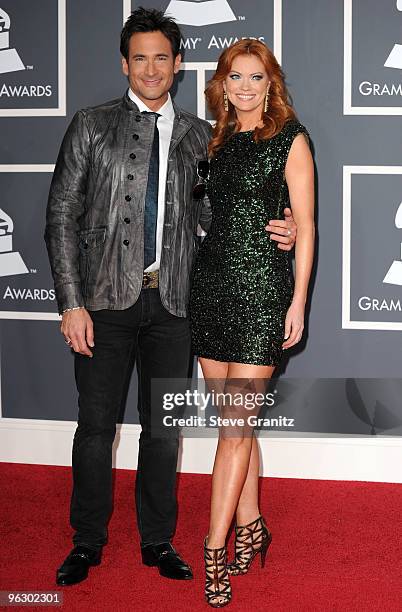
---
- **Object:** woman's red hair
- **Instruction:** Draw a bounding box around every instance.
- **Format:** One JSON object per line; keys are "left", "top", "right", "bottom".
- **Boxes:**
{"left": 206, "top": 39, "right": 296, "bottom": 156}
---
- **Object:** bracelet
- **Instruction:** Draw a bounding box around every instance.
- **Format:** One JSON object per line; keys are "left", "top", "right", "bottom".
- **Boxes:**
{"left": 62, "top": 306, "right": 85, "bottom": 314}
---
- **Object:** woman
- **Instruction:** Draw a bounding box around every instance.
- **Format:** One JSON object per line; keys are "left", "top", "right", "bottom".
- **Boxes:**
{"left": 189, "top": 39, "right": 315, "bottom": 607}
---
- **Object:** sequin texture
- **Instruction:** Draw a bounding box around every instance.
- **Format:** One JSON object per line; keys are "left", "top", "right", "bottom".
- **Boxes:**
{"left": 189, "top": 119, "right": 310, "bottom": 366}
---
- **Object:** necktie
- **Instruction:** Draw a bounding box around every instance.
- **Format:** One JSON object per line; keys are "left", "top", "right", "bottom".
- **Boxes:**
{"left": 142, "top": 112, "right": 160, "bottom": 270}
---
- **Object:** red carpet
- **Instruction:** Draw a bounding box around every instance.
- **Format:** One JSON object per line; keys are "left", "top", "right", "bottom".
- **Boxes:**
{"left": 1, "top": 463, "right": 402, "bottom": 611}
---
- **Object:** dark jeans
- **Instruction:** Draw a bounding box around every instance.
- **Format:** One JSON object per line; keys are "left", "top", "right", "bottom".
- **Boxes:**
{"left": 70, "top": 288, "right": 191, "bottom": 550}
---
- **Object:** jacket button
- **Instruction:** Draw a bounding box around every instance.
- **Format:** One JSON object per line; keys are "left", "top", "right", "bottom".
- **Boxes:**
{"left": 135, "top": 115, "right": 141, "bottom": 122}
{"left": 127, "top": 174, "right": 134, "bottom": 180}
{"left": 125, "top": 195, "right": 131, "bottom": 202}
{"left": 124, "top": 217, "right": 130, "bottom": 224}
{"left": 132, "top": 134, "right": 139, "bottom": 140}
{"left": 123, "top": 239, "right": 129, "bottom": 246}
{"left": 130, "top": 153, "right": 136, "bottom": 160}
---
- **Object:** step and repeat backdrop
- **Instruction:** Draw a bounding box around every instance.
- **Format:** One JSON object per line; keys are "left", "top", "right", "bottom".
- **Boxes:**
{"left": 0, "top": 0, "right": 401, "bottom": 437}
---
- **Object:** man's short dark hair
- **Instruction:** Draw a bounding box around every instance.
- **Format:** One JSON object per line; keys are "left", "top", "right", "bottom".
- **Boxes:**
{"left": 120, "top": 7, "right": 182, "bottom": 60}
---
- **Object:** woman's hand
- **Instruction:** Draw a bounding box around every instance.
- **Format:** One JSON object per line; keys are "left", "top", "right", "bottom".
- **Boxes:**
{"left": 282, "top": 300, "right": 305, "bottom": 349}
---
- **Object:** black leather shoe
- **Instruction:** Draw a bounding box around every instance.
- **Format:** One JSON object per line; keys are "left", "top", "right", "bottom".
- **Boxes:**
{"left": 141, "top": 542, "right": 193, "bottom": 580}
{"left": 56, "top": 545, "right": 102, "bottom": 586}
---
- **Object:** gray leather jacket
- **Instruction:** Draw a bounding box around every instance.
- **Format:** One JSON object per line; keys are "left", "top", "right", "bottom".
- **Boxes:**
{"left": 45, "top": 92, "right": 212, "bottom": 317}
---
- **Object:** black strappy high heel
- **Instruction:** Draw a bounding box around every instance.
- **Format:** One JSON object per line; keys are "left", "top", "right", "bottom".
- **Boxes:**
{"left": 227, "top": 515, "right": 272, "bottom": 576}
{"left": 204, "top": 537, "right": 232, "bottom": 608}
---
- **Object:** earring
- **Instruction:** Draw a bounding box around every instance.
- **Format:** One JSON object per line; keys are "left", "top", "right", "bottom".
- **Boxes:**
{"left": 223, "top": 91, "right": 229, "bottom": 112}
{"left": 264, "top": 89, "right": 270, "bottom": 113}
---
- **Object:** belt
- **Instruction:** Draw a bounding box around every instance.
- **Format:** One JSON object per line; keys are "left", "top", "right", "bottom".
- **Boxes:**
{"left": 142, "top": 270, "right": 159, "bottom": 288}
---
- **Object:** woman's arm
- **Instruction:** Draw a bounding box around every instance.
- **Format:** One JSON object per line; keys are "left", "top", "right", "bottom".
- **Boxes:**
{"left": 282, "top": 133, "right": 315, "bottom": 349}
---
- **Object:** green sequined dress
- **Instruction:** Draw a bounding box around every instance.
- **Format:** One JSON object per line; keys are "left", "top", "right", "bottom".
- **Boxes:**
{"left": 189, "top": 119, "right": 309, "bottom": 366}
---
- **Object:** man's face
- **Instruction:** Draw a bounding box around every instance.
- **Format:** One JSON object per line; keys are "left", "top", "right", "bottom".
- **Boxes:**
{"left": 122, "top": 31, "right": 181, "bottom": 110}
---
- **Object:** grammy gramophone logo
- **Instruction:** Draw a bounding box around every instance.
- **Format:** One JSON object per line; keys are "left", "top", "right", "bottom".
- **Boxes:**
{"left": 164, "top": 0, "right": 237, "bottom": 27}
{"left": 0, "top": 208, "right": 29, "bottom": 277}
{"left": 0, "top": 8, "right": 25, "bottom": 74}
{"left": 383, "top": 202, "right": 402, "bottom": 286}
{"left": 384, "top": 0, "right": 402, "bottom": 69}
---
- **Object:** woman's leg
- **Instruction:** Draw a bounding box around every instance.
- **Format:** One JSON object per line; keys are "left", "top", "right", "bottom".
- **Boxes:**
{"left": 200, "top": 359, "right": 274, "bottom": 549}
{"left": 235, "top": 434, "right": 260, "bottom": 525}
{"left": 199, "top": 357, "right": 231, "bottom": 606}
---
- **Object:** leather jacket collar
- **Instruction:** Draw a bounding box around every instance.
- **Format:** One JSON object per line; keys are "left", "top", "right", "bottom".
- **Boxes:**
{"left": 122, "top": 89, "right": 183, "bottom": 121}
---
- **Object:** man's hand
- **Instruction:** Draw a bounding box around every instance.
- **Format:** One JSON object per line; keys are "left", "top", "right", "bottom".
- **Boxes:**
{"left": 265, "top": 207, "right": 297, "bottom": 251}
{"left": 61, "top": 308, "right": 94, "bottom": 357}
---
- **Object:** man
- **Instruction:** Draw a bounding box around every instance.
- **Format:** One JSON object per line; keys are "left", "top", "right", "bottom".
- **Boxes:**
{"left": 45, "top": 7, "right": 297, "bottom": 586}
